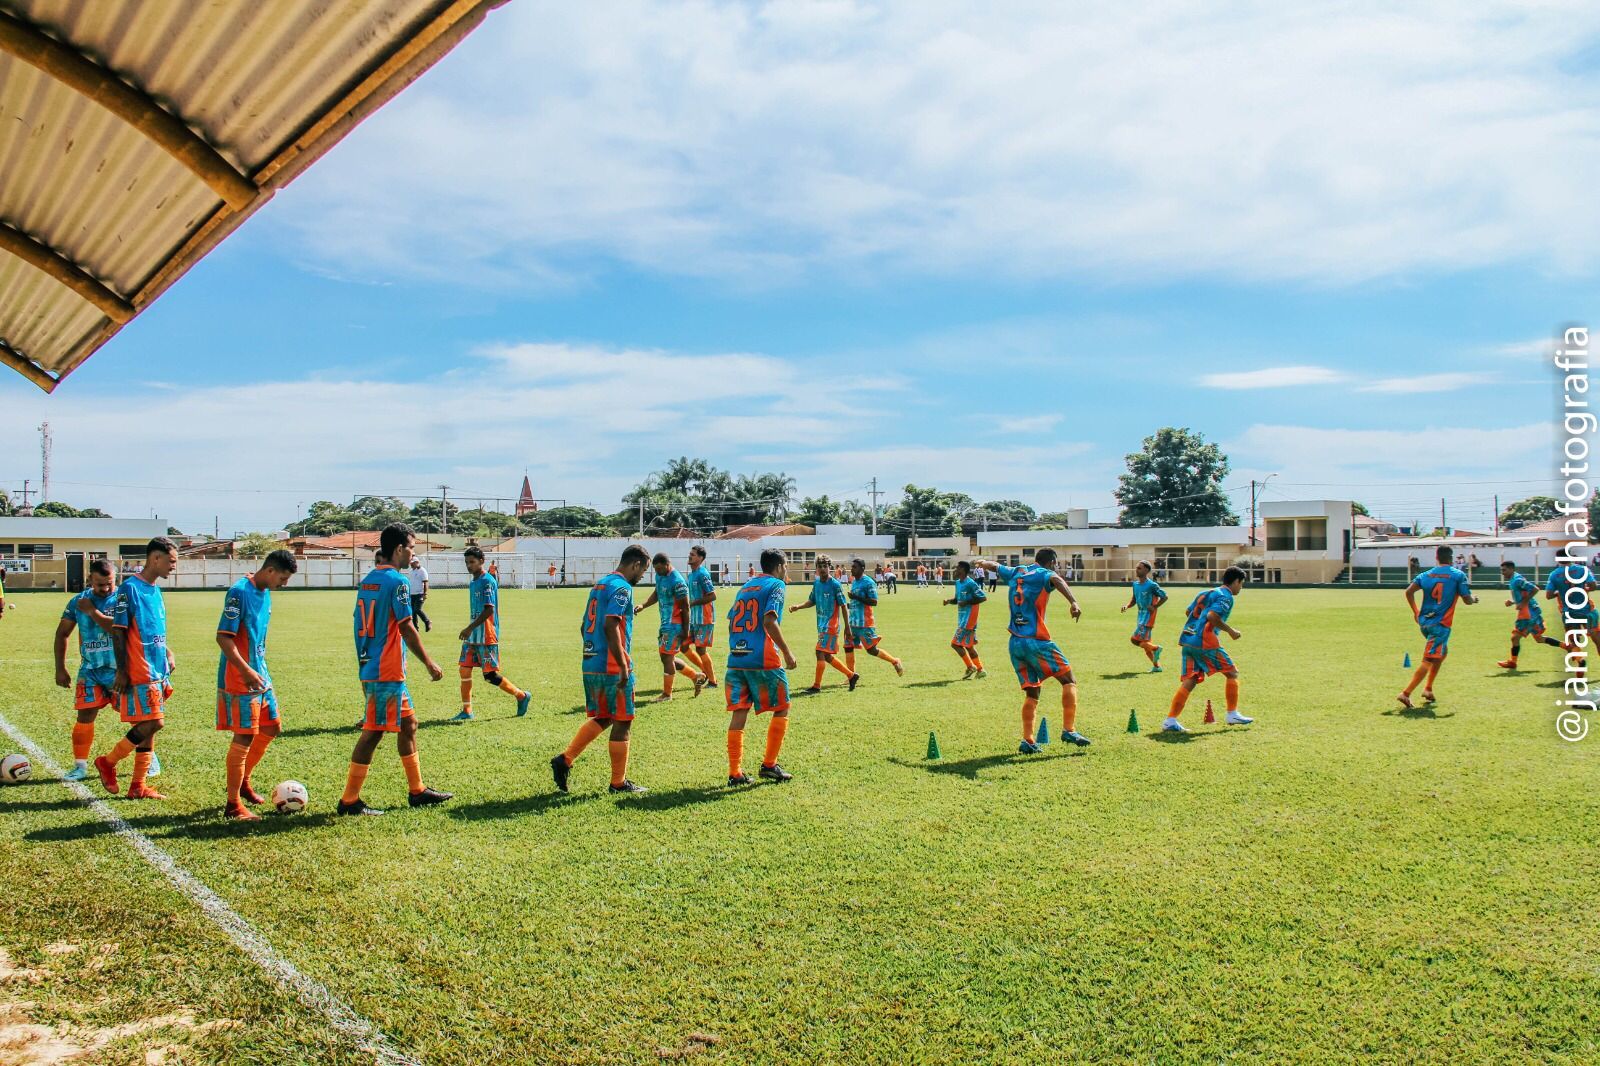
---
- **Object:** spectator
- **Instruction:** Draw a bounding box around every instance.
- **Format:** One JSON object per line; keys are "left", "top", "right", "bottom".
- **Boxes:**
{"left": 408, "top": 556, "right": 431, "bottom": 632}
{"left": 547, "top": 562, "right": 557, "bottom": 585}
{"left": 884, "top": 565, "right": 898, "bottom": 594}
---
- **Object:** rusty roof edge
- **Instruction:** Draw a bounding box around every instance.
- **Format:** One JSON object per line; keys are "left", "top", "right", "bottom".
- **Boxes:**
{"left": 44, "top": 0, "right": 505, "bottom": 391}
{"left": 0, "top": 337, "right": 59, "bottom": 392}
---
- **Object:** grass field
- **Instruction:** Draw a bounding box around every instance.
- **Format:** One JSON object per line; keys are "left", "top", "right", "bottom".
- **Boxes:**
{"left": 1, "top": 581, "right": 1597, "bottom": 1065}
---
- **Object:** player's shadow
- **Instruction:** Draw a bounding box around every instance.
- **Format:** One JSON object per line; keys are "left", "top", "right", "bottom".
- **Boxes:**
{"left": 280, "top": 723, "right": 363, "bottom": 739}
{"left": 161, "top": 812, "right": 338, "bottom": 839}
{"left": 888, "top": 751, "right": 1084, "bottom": 781}
{"left": 24, "top": 808, "right": 221, "bottom": 843}
{"left": 1381, "top": 707, "right": 1456, "bottom": 719}
{"left": 1144, "top": 729, "right": 1242, "bottom": 743}
{"left": 614, "top": 781, "right": 760, "bottom": 811}
{"left": 0, "top": 793, "right": 104, "bottom": 814}
{"left": 904, "top": 679, "right": 958, "bottom": 689}
{"left": 1098, "top": 671, "right": 1147, "bottom": 681}
{"left": 447, "top": 791, "right": 593, "bottom": 822}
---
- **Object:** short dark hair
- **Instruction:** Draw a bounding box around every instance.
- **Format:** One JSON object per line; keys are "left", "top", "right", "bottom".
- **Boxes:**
{"left": 146, "top": 536, "right": 176, "bottom": 557}
{"left": 620, "top": 544, "right": 650, "bottom": 568}
{"left": 1436, "top": 545, "right": 1454, "bottom": 563}
{"left": 89, "top": 557, "right": 114, "bottom": 577}
{"left": 955, "top": 560, "right": 971, "bottom": 575}
{"left": 760, "top": 549, "right": 785, "bottom": 574}
{"left": 689, "top": 545, "right": 706, "bottom": 560}
{"left": 464, "top": 546, "right": 485, "bottom": 562}
{"left": 379, "top": 523, "right": 414, "bottom": 560}
{"left": 851, "top": 556, "right": 865, "bottom": 567}
{"left": 1035, "top": 547, "right": 1058, "bottom": 567}
{"left": 1500, "top": 559, "right": 1516, "bottom": 569}
{"left": 1135, "top": 559, "right": 1152, "bottom": 573}
{"left": 651, "top": 551, "right": 670, "bottom": 566}
{"left": 1223, "top": 566, "right": 1248, "bottom": 586}
{"left": 263, "top": 549, "right": 298, "bottom": 574}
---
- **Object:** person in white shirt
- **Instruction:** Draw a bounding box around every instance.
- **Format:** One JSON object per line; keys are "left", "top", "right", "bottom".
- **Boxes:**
{"left": 408, "top": 557, "right": 431, "bottom": 632}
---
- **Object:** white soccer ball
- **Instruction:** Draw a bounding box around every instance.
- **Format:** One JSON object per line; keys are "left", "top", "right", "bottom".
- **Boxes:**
{"left": 0, "top": 753, "right": 32, "bottom": 783}
{"left": 272, "top": 780, "right": 308, "bottom": 814}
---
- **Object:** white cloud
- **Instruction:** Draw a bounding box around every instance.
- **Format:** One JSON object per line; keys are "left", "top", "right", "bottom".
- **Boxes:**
{"left": 1200, "top": 366, "right": 1347, "bottom": 389}
{"left": 1492, "top": 337, "right": 1558, "bottom": 358}
{"left": 990, "top": 414, "right": 1064, "bottom": 435}
{"left": 1358, "top": 372, "right": 1495, "bottom": 393}
{"left": 276, "top": 0, "right": 1600, "bottom": 288}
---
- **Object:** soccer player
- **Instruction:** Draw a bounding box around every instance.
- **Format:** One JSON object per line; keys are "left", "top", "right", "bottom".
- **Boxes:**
{"left": 972, "top": 549, "right": 1088, "bottom": 750}
{"left": 552, "top": 544, "right": 650, "bottom": 794}
{"left": 943, "top": 560, "right": 987, "bottom": 679}
{"left": 725, "top": 549, "right": 799, "bottom": 784}
{"left": 1122, "top": 560, "right": 1168, "bottom": 672}
{"left": 1499, "top": 560, "right": 1563, "bottom": 669}
{"left": 635, "top": 553, "right": 705, "bottom": 702}
{"left": 844, "top": 557, "right": 904, "bottom": 678}
{"left": 1545, "top": 558, "right": 1599, "bottom": 679}
{"left": 684, "top": 546, "right": 719, "bottom": 688}
{"left": 1164, "top": 567, "right": 1252, "bottom": 732}
{"left": 215, "top": 550, "right": 299, "bottom": 821}
{"left": 93, "top": 538, "right": 178, "bottom": 799}
{"left": 452, "top": 546, "right": 532, "bottom": 722}
{"left": 1398, "top": 546, "right": 1478, "bottom": 708}
{"left": 789, "top": 554, "right": 858, "bottom": 692}
{"left": 339, "top": 524, "right": 451, "bottom": 816}
{"left": 53, "top": 558, "right": 119, "bottom": 781}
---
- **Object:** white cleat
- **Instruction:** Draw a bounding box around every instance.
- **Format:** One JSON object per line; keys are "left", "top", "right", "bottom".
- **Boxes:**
{"left": 1226, "top": 710, "right": 1254, "bottom": 725}
{"left": 1161, "top": 716, "right": 1188, "bottom": 733}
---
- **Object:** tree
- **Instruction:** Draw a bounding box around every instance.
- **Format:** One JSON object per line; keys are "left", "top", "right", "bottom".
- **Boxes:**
{"left": 795, "top": 495, "right": 844, "bottom": 526}
{"left": 453, "top": 506, "right": 518, "bottom": 539}
{"left": 881, "top": 484, "right": 964, "bottom": 553}
{"left": 521, "top": 506, "right": 612, "bottom": 536}
{"left": 1114, "top": 427, "right": 1239, "bottom": 527}
{"left": 1589, "top": 491, "right": 1599, "bottom": 544}
{"left": 1351, "top": 501, "right": 1370, "bottom": 517}
{"left": 235, "top": 532, "right": 282, "bottom": 558}
{"left": 287, "top": 500, "right": 358, "bottom": 537}
{"left": 1499, "top": 496, "right": 1560, "bottom": 526}
{"left": 32, "top": 501, "right": 82, "bottom": 518}
{"left": 624, "top": 459, "right": 796, "bottom": 531}
{"left": 408, "top": 498, "right": 460, "bottom": 534}
{"left": 961, "top": 499, "right": 1037, "bottom": 533}
{"left": 0, "top": 489, "right": 10, "bottom": 516}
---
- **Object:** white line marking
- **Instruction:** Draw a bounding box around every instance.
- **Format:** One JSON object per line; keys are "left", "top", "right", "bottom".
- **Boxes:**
{"left": 0, "top": 710, "right": 422, "bottom": 1066}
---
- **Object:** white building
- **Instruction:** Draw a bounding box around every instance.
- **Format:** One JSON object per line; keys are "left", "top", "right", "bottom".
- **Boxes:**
{"left": 0, "top": 516, "right": 171, "bottom": 592}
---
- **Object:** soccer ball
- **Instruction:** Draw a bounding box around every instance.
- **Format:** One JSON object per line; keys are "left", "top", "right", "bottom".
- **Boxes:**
{"left": 271, "top": 780, "right": 308, "bottom": 814}
{"left": 0, "top": 753, "right": 32, "bottom": 783}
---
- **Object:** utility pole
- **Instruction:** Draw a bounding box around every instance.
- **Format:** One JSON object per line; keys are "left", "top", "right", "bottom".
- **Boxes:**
{"left": 38, "top": 422, "right": 51, "bottom": 502}
{"left": 868, "top": 477, "right": 883, "bottom": 535}
{"left": 439, "top": 485, "right": 451, "bottom": 536}
{"left": 639, "top": 497, "right": 645, "bottom": 538}
{"left": 1493, "top": 494, "right": 1499, "bottom": 536}
{"left": 16, "top": 479, "right": 33, "bottom": 511}
{"left": 1249, "top": 479, "right": 1258, "bottom": 546}
{"left": 1440, "top": 497, "right": 1446, "bottom": 533}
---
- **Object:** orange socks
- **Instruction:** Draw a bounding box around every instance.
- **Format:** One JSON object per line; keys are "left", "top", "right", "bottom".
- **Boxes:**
{"left": 225, "top": 742, "right": 248, "bottom": 806}
{"left": 971, "top": 656, "right": 984, "bottom": 670}
{"left": 845, "top": 651, "right": 856, "bottom": 674}
{"left": 1061, "top": 684, "right": 1078, "bottom": 732}
{"left": 564, "top": 720, "right": 606, "bottom": 765}
{"left": 608, "top": 740, "right": 629, "bottom": 787}
{"left": 1141, "top": 641, "right": 1159, "bottom": 662}
{"left": 692, "top": 648, "right": 717, "bottom": 684}
{"left": 1169, "top": 688, "right": 1190, "bottom": 717}
{"left": 1021, "top": 696, "right": 1039, "bottom": 741}
{"left": 1225, "top": 677, "right": 1240, "bottom": 713}
{"left": 763, "top": 716, "right": 789, "bottom": 768}
{"left": 1425, "top": 661, "right": 1442, "bottom": 690}
{"left": 107, "top": 737, "right": 136, "bottom": 765}
{"left": 662, "top": 673, "right": 675, "bottom": 696}
{"left": 828, "top": 656, "right": 852, "bottom": 677}
{"left": 727, "top": 729, "right": 744, "bottom": 776}
{"left": 401, "top": 752, "right": 424, "bottom": 794}
{"left": 71, "top": 722, "right": 94, "bottom": 761}
{"left": 676, "top": 660, "right": 702, "bottom": 682}
{"left": 1402, "top": 663, "right": 1430, "bottom": 695}
{"left": 956, "top": 648, "right": 974, "bottom": 669}
{"left": 341, "top": 762, "right": 369, "bottom": 805}
{"left": 131, "top": 751, "right": 152, "bottom": 788}
{"left": 813, "top": 661, "right": 827, "bottom": 687}
{"left": 496, "top": 677, "right": 526, "bottom": 700}
{"left": 244, "top": 732, "right": 274, "bottom": 781}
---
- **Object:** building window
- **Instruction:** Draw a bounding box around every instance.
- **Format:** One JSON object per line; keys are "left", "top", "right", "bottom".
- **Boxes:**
{"left": 1265, "top": 520, "right": 1295, "bottom": 552}
{"left": 1092, "top": 547, "right": 1104, "bottom": 557}
{"left": 1296, "top": 519, "right": 1328, "bottom": 551}
{"left": 118, "top": 544, "right": 148, "bottom": 558}
{"left": 0, "top": 544, "right": 12, "bottom": 554}
{"left": 1022, "top": 548, "right": 1035, "bottom": 559}
{"left": 18, "top": 543, "right": 53, "bottom": 556}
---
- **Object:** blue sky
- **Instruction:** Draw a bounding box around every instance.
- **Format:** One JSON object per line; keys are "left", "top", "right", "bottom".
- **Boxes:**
{"left": 3, "top": 1, "right": 1597, "bottom": 535}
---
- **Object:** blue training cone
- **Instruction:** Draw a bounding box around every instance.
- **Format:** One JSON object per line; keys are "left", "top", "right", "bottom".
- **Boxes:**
{"left": 1036, "top": 717, "right": 1050, "bottom": 744}
{"left": 1403, "top": 652, "right": 1411, "bottom": 668}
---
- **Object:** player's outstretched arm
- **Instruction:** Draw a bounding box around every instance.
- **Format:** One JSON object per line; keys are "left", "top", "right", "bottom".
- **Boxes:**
{"left": 636, "top": 589, "right": 659, "bottom": 615}
{"left": 53, "top": 617, "right": 75, "bottom": 688}
{"left": 1210, "top": 610, "right": 1241, "bottom": 640}
{"left": 791, "top": 594, "right": 816, "bottom": 613}
{"left": 1050, "top": 572, "right": 1083, "bottom": 621}
{"left": 398, "top": 617, "right": 444, "bottom": 681}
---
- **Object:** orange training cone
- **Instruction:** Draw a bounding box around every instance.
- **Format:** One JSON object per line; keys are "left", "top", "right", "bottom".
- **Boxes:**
{"left": 1203, "top": 700, "right": 1215, "bottom": 725}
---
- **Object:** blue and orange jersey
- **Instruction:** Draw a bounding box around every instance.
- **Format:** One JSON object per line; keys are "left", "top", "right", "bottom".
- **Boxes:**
{"left": 1179, "top": 587, "right": 1235, "bottom": 649}
{"left": 954, "top": 575, "right": 986, "bottom": 630}
{"left": 466, "top": 571, "right": 500, "bottom": 645}
{"left": 216, "top": 577, "right": 273, "bottom": 693}
{"left": 354, "top": 565, "right": 413, "bottom": 682}
{"left": 1508, "top": 572, "right": 1540, "bottom": 621}
{"left": 728, "top": 575, "right": 786, "bottom": 669}
{"left": 1132, "top": 578, "right": 1166, "bottom": 617}
{"left": 688, "top": 564, "right": 716, "bottom": 625}
{"left": 112, "top": 574, "right": 169, "bottom": 685}
{"left": 1545, "top": 564, "right": 1595, "bottom": 610}
{"left": 655, "top": 568, "right": 690, "bottom": 627}
{"left": 582, "top": 572, "right": 635, "bottom": 675}
{"left": 996, "top": 563, "right": 1056, "bottom": 640}
{"left": 847, "top": 574, "right": 877, "bottom": 629}
{"left": 62, "top": 587, "right": 118, "bottom": 674}
{"left": 1415, "top": 566, "right": 1472, "bottom": 628}
{"left": 811, "top": 575, "right": 846, "bottom": 634}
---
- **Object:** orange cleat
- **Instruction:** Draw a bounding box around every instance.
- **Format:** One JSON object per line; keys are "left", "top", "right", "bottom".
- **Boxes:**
{"left": 125, "top": 782, "right": 167, "bottom": 800}
{"left": 1497, "top": 659, "right": 1518, "bottom": 670}
{"left": 1396, "top": 693, "right": 1415, "bottom": 709}
{"left": 224, "top": 802, "right": 261, "bottom": 821}
{"left": 93, "top": 755, "right": 119, "bottom": 794}
{"left": 239, "top": 779, "right": 265, "bottom": 805}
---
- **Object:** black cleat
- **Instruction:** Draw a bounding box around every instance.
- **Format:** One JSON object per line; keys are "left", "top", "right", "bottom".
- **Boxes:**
{"left": 803, "top": 686, "right": 822, "bottom": 694}
{"left": 727, "top": 773, "right": 753, "bottom": 786}
{"left": 847, "top": 673, "right": 860, "bottom": 691}
{"left": 608, "top": 779, "right": 648, "bottom": 794}
{"left": 550, "top": 754, "right": 571, "bottom": 793}
{"left": 758, "top": 763, "right": 793, "bottom": 783}
{"left": 705, "top": 680, "right": 718, "bottom": 689}
{"left": 408, "top": 787, "right": 452, "bottom": 808}
{"left": 336, "top": 798, "right": 385, "bottom": 816}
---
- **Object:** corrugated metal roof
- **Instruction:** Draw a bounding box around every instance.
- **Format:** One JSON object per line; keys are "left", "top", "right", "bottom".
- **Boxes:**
{"left": 0, "top": 0, "right": 502, "bottom": 391}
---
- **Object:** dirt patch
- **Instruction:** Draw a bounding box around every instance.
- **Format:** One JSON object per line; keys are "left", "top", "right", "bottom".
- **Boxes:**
{"left": 0, "top": 951, "right": 44, "bottom": 987}
{"left": 656, "top": 1032, "right": 721, "bottom": 1060}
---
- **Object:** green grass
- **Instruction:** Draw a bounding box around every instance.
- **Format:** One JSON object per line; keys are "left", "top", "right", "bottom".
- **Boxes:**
{"left": 1, "top": 583, "right": 1597, "bottom": 1064}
